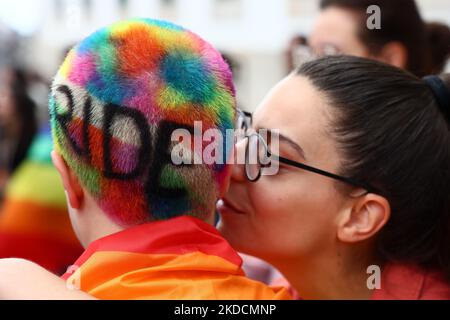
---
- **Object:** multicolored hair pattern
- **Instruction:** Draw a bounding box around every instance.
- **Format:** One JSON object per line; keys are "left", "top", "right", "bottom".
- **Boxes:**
{"left": 49, "top": 19, "right": 236, "bottom": 226}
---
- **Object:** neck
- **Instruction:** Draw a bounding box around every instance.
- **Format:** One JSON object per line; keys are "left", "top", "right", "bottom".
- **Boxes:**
{"left": 78, "top": 198, "right": 216, "bottom": 249}
{"left": 274, "top": 244, "right": 378, "bottom": 300}
{"left": 74, "top": 193, "right": 125, "bottom": 248}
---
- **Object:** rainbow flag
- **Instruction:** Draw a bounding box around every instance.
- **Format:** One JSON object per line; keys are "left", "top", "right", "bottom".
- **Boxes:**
{"left": 62, "top": 216, "right": 291, "bottom": 300}
{"left": 0, "top": 128, "right": 83, "bottom": 274}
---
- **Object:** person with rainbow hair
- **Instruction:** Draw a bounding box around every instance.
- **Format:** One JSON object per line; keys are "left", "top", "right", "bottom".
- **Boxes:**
{"left": 0, "top": 19, "right": 290, "bottom": 300}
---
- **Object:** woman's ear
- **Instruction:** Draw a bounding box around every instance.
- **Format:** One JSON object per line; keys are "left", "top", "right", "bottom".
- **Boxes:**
{"left": 337, "top": 193, "right": 391, "bottom": 243}
{"left": 377, "top": 41, "right": 408, "bottom": 70}
{"left": 51, "top": 151, "right": 84, "bottom": 210}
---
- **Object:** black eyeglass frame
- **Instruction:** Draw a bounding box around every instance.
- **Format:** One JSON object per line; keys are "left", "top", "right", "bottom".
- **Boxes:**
{"left": 236, "top": 109, "right": 379, "bottom": 194}
{"left": 236, "top": 109, "right": 253, "bottom": 130}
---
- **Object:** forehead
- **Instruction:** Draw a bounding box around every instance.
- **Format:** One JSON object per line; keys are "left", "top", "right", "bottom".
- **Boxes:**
{"left": 254, "top": 75, "right": 329, "bottom": 133}
{"left": 253, "top": 75, "right": 335, "bottom": 162}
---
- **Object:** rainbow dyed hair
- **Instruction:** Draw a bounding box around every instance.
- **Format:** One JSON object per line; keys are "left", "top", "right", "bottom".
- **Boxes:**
{"left": 49, "top": 19, "right": 236, "bottom": 226}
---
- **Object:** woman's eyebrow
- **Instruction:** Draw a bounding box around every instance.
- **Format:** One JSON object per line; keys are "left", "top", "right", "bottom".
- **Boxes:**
{"left": 260, "top": 128, "right": 306, "bottom": 160}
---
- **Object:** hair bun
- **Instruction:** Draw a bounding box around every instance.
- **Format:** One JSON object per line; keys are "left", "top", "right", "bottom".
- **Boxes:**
{"left": 426, "top": 22, "right": 450, "bottom": 74}
{"left": 423, "top": 75, "right": 450, "bottom": 123}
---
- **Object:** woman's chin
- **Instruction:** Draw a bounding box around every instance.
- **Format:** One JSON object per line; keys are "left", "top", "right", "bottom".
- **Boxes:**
{"left": 216, "top": 199, "right": 247, "bottom": 216}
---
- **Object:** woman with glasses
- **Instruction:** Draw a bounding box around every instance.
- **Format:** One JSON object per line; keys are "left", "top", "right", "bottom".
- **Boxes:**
{"left": 218, "top": 55, "right": 450, "bottom": 299}
{"left": 300, "top": 0, "right": 450, "bottom": 77}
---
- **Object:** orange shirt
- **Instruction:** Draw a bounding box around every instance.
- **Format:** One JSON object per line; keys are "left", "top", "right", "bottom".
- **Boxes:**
{"left": 62, "top": 216, "right": 291, "bottom": 300}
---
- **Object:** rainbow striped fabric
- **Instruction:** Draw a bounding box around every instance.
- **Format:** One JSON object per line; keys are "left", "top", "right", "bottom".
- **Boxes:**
{"left": 62, "top": 216, "right": 291, "bottom": 300}
{"left": 0, "top": 128, "right": 83, "bottom": 274}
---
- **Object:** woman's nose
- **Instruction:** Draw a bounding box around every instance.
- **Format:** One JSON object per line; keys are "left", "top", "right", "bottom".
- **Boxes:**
{"left": 231, "top": 139, "right": 247, "bottom": 182}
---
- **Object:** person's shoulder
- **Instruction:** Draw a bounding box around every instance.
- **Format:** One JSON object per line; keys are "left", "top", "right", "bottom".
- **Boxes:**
{"left": 421, "top": 267, "right": 450, "bottom": 300}
{"left": 0, "top": 258, "right": 42, "bottom": 279}
{"left": 0, "top": 258, "right": 96, "bottom": 300}
{"left": 372, "top": 263, "right": 450, "bottom": 300}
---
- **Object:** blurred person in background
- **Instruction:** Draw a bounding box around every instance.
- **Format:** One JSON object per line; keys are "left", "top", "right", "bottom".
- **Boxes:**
{"left": 286, "top": 35, "right": 308, "bottom": 73}
{"left": 290, "top": 0, "right": 450, "bottom": 77}
{"left": 0, "top": 67, "right": 37, "bottom": 199}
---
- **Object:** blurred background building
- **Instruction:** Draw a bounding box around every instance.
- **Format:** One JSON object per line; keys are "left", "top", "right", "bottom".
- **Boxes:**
{"left": 1, "top": 0, "right": 449, "bottom": 118}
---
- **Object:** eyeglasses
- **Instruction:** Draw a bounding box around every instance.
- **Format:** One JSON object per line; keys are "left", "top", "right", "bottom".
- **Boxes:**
{"left": 291, "top": 44, "right": 341, "bottom": 69}
{"left": 235, "top": 109, "right": 379, "bottom": 194}
{"left": 236, "top": 109, "right": 253, "bottom": 130}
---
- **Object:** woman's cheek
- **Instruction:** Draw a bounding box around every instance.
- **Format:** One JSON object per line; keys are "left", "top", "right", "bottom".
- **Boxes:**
{"left": 250, "top": 181, "right": 297, "bottom": 231}
{"left": 250, "top": 182, "right": 281, "bottom": 216}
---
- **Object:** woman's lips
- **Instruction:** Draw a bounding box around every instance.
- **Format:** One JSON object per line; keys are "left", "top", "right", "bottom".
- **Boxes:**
{"left": 217, "top": 199, "right": 246, "bottom": 215}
